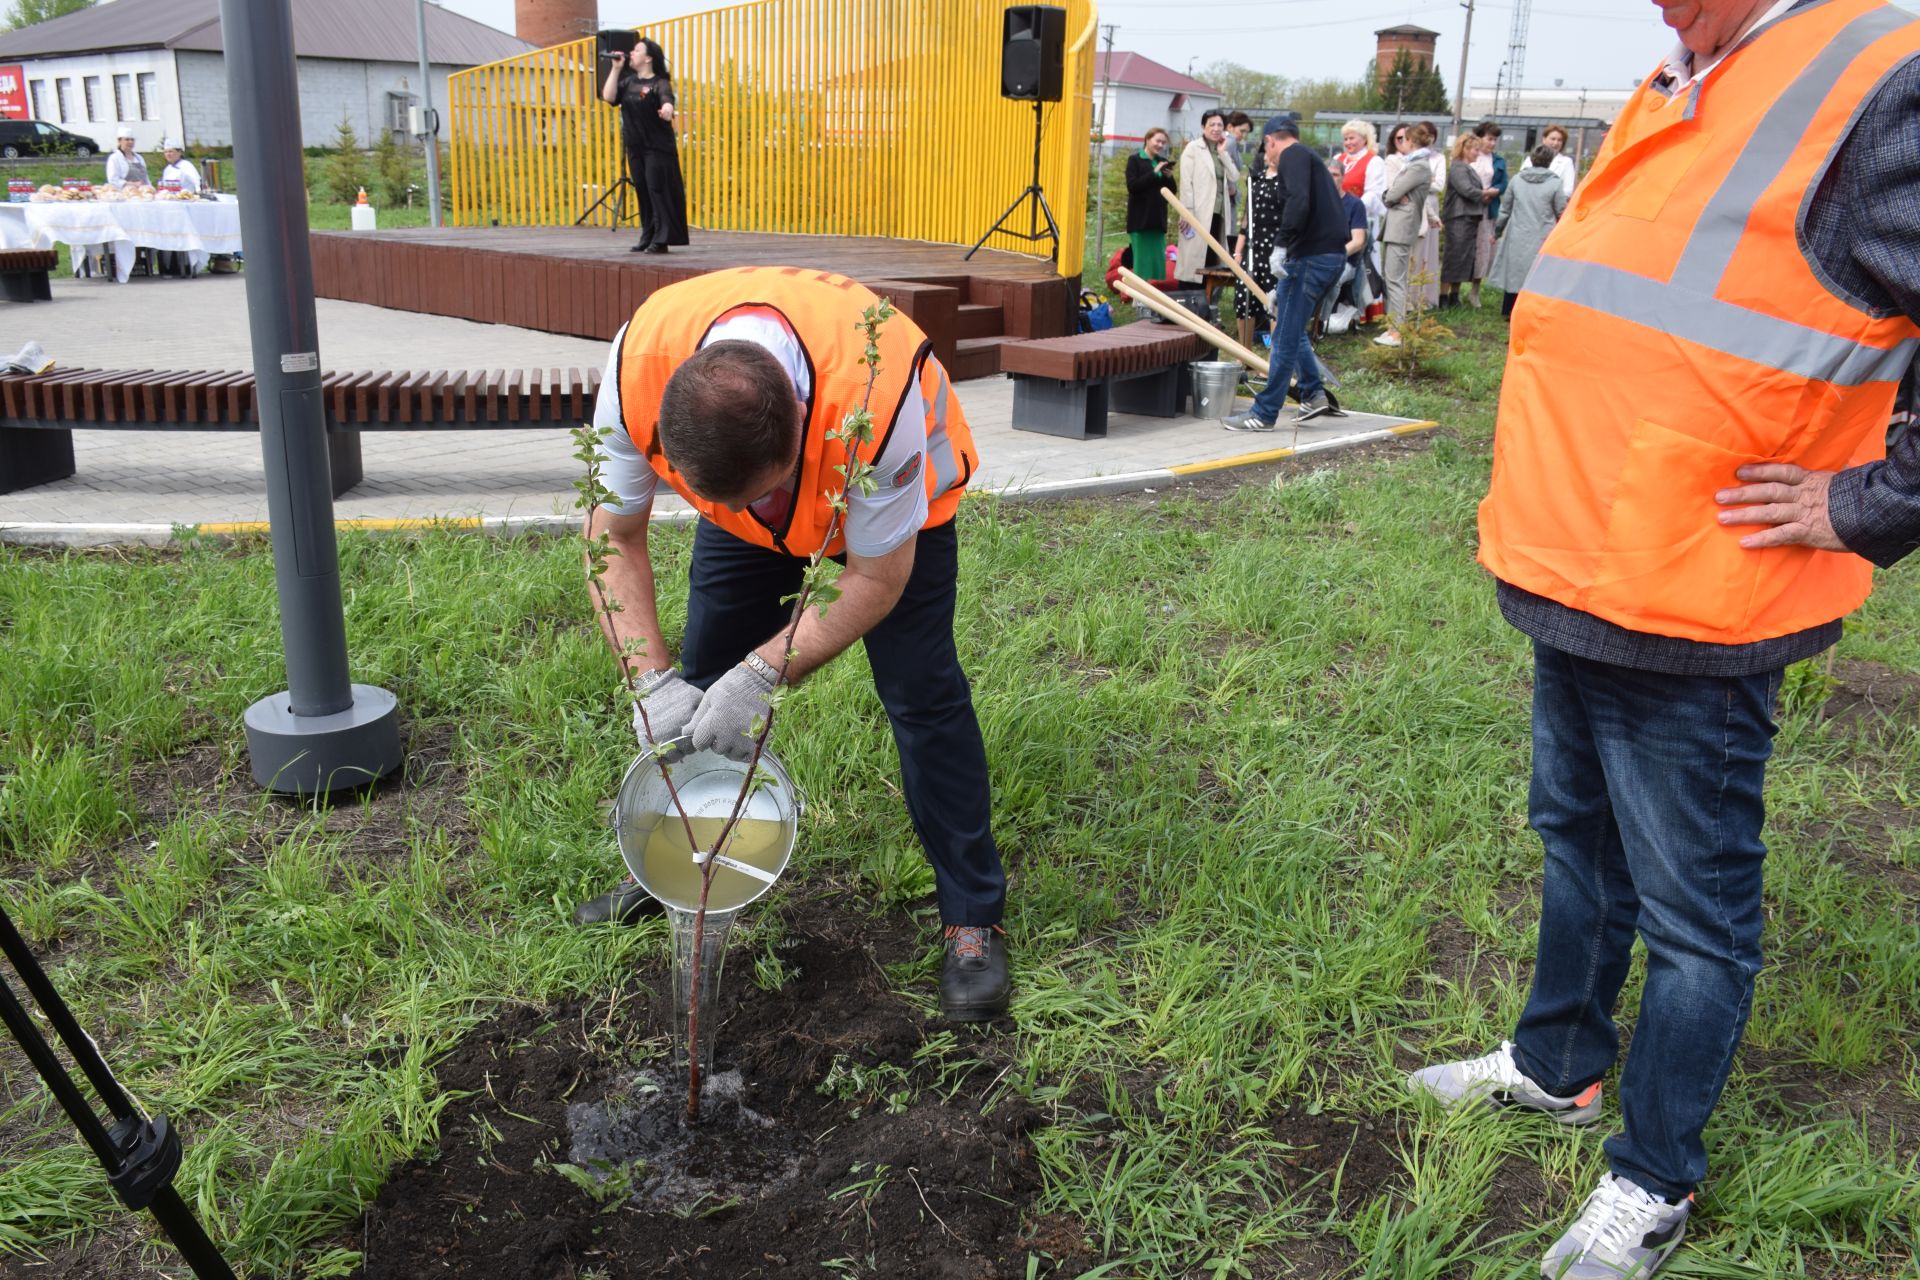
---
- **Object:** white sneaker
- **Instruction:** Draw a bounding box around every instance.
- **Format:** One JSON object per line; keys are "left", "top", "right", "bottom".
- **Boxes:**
{"left": 1407, "top": 1041, "right": 1604, "bottom": 1125}
{"left": 1373, "top": 331, "right": 1402, "bottom": 347}
{"left": 1542, "top": 1175, "right": 1691, "bottom": 1278}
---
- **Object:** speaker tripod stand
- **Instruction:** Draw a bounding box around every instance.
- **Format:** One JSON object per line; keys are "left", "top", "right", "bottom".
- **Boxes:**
{"left": 576, "top": 140, "right": 641, "bottom": 230}
{"left": 967, "top": 99, "right": 1058, "bottom": 266}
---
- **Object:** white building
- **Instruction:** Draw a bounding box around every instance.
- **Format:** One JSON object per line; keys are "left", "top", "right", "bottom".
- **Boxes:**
{"left": 1459, "top": 86, "right": 1635, "bottom": 127}
{"left": 1093, "top": 52, "right": 1224, "bottom": 154}
{"left": 0, "top": 0, "right": 530, "bottom": 153}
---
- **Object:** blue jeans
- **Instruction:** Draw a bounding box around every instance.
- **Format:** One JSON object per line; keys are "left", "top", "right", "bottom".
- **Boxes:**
{"left": 1249, "top": 250, "right": 1344, "bottom": 424}
{"left": 1511, "top": 642, "right": 1782, "bottom": 1200}
{"left": 681, "top": 518, "right": 1006, "bottom": 926}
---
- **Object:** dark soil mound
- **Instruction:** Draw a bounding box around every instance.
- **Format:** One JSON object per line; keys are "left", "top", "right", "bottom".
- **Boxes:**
{"left": 354, "top": 915, "right": 1068, "bottom": 1279}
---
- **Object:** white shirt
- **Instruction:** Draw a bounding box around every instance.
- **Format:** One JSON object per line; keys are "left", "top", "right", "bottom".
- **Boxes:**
{"left": 1656, "top": 0, "right": 1797, "bottom": 94}
{"left": 104, "top": 148, "right": 148, "bottom": 188}
{"left": 160, "top": 158, "right": 201, "bottom": 193}
{"left": 593, "top": 311, "right": 931, "bottom": 558}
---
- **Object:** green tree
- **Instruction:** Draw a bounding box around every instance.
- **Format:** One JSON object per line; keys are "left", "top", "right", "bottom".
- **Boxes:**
{"left": 1282, "top": 76, "right": 1374, "bottom": 118}
{"left": 371, "top": 125, "right": 412, "bottom": 208}
{"left": 1374, "top": 49, "right": 1450, "bottom": 115}
{"left": 1198, "top": 60, "right": 1286, "bottom": 111}
{"left": 327, "top": 116, "right": 369, "bottom": 205}
{"left": 4, "top": 0, "right": 92, "bottom": 29}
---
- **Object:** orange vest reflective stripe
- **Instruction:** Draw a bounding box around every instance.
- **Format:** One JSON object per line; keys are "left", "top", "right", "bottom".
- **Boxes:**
{"left": 1477, "top": 0, "right": 1920, "bottom": 645}
{"left": 618, "top": 266, "right": 977, "bottom": 557}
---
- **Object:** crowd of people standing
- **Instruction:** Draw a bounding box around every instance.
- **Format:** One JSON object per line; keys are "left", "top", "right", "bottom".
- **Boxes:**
{"left": 1141, "top": 110, "right": 1582, "bottom": 354}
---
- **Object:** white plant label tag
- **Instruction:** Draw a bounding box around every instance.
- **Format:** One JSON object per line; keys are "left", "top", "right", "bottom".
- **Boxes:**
{"left": 709, "top": 853, "right": 779, "bottom": 884}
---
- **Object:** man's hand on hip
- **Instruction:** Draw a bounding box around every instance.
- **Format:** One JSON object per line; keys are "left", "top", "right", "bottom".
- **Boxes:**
{"left": 685, "top": 662, "right": 778, "bottom": 763}
{"left": 632, "top": 669, "right": 702, "bottom": 751}
{"left": 1716, "top": 463, "right": 1848, "bottom": 552}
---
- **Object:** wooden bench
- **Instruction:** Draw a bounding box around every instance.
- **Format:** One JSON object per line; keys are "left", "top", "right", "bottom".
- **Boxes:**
{"left": 998, "top": 321, "right": 1214, "bottom": 440}
{"left": 0, "top": 249, "right": 57, "bottom": 304}
{"left": 0, "top": 366, "right": 601, "bottom": 498}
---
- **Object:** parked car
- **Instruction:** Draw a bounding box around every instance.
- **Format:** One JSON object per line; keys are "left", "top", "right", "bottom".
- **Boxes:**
{"left": 0, "top": 120, "right": 97, "bottom": 159}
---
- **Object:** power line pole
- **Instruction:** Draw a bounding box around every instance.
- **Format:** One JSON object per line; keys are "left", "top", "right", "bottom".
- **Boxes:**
{"left": 1451, "top": 0, "right": 1475, "bottom": 140}
{"left": 1092, "top": 23, "right": 1116, "bottom": 271}
{"left": 414, "top": 0, "right": 442, "bottom": 227}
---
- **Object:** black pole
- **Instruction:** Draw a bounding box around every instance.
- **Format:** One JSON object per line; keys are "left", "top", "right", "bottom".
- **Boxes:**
{"left": 220, "top": 0, "right": 402, "bottom": 795}
{"left": 0, "top": 907, "right": 238, "bottom": 1280}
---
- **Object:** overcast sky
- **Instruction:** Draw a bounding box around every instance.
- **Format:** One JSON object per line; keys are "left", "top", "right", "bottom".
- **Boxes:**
{"left": 435, "top": 0, "right": 1673, "bottom": 98}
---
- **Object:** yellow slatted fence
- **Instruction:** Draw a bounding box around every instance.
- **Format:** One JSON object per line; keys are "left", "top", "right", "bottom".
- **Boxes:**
{"left": 447, "top": 0, "right": 1095, "bottom": 273}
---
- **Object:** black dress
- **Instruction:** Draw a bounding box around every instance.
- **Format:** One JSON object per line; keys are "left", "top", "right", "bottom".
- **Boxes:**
{"left": 1235, "top": 165, "right": 1281, "bottom": 322}
{"left": 616, "top": 72, "right": 689, "bottom": 248}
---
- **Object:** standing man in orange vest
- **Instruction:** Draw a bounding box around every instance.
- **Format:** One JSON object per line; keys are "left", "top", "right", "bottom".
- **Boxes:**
{"left": 1409, "top": 1, "right": 1920, "bottom": 1276}
{"left": 572, "top": 266, "right": 1011, "bottom": 1023}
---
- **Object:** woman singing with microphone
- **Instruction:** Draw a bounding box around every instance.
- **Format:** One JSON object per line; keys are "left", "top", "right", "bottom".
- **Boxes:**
{"left": 600, "top": 36, "right": 690, "bottom": 254}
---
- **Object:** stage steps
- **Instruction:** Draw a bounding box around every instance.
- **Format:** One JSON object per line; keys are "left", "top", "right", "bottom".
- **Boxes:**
{"left": 955, "top": 302, "right": 1005, "bottom": 341}
{"left": 952, "top": 336, "right": 1020, "bottom": 381}
{"left": 307, "top": 227, "right": 1078, "bottom": 384}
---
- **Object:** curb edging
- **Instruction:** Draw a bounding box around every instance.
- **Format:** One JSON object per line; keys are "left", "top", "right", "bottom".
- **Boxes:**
{"left": 0, "top": 421, "right": 1439, "bottom": 548}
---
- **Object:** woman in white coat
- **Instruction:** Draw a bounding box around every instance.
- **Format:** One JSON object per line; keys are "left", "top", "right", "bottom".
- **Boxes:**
{"left": 1175, "top": 109, "right": 1237, "bottom": 285}
{"left": 1521, "top": 123, "right": 1578, "bottom": 199}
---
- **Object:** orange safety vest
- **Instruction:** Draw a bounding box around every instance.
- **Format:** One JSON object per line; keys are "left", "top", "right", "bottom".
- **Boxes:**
{"left": 1478, "top": 0, "right": 1920, "bottom": 645}
{"left": 618, "top": 266, "right": 977, "bottom": 558}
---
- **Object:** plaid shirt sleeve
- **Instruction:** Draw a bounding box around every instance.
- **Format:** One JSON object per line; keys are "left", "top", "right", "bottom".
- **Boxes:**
{"left": 1824, "top": 56, "right": 1920, "bottom": 568}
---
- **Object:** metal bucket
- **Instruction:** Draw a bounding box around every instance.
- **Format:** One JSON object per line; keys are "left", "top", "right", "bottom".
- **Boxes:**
{"left": 1189, "top": 361, "right": 1243, "bottom": 421}
{"left": 614, "top": 745, "right": 799, "bottom": 913}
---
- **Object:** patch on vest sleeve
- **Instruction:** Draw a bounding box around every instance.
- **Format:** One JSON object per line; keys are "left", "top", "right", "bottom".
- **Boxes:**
{"left": 889, "top": 453, "right": 924, "bottom": 489}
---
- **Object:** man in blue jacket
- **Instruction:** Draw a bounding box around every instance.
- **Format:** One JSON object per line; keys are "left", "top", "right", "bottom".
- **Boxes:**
{"left": 1227, "top": 114, "right": 1353, "bottom": 431}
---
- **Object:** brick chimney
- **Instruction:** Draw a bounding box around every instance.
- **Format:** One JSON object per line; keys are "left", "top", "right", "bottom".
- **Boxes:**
{"left": 1374, "top": 24, "right": 1440, "bottom": 94}
{"left": 516, "top": 0, "right": 598, "bottom": 50}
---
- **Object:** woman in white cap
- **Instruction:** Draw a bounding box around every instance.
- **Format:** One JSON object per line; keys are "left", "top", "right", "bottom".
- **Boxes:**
{"left": 104, "top": 127, "right": 149, "bottom": 188}
{"left": 159, "top": 138, "right": 200, "bottom": 194}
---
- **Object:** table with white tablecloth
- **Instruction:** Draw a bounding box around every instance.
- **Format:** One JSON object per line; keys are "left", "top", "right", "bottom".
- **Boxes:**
{"left": 0, "top": 199, "right": 242, "bottom": 282}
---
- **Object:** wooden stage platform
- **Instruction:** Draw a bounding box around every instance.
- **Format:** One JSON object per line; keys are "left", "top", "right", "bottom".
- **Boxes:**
{"left": 309, "top": 227, "right": 1077, "bottom": 381}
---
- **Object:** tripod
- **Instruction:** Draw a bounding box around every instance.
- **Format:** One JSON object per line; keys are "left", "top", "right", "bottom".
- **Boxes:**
{"left": 0, "top": 902, "right": 237, "bottom": 1280}
{"left": 968, "top": 98, "right": 1059, "bottom": 266}
{"left": 577, "top": 132, "right": 641, "bottom": 230}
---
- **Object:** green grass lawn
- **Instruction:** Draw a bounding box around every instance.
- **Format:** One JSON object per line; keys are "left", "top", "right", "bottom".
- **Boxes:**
{"left": 1, "top": 310, "right": 1916, "bottom": 1278}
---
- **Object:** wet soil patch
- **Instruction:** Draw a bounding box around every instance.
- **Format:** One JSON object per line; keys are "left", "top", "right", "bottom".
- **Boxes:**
{"left": 1740, "top": 1041, "right": 1920, "bottom": 1162}
{"left": 1267, "top": 1106, "right": 1408, "bottom": 1211}
{"left": 353, "top": 913, "right": 1060, "bottom": 1279}
{"left": 1820, "top": 659, "right": 1920, "bottom": 739}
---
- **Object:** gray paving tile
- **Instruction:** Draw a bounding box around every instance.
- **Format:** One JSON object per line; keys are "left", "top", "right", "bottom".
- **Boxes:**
{"left": 2, "top": 270, "right": 1432, "bottom": 533}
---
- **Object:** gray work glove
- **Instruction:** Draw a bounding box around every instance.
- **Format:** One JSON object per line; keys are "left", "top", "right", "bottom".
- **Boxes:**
{"left": 685, "top": 661, "right": 777, "bottom": 763}
{"left": 632, "top": 669, "right": 702, "bottom": 752}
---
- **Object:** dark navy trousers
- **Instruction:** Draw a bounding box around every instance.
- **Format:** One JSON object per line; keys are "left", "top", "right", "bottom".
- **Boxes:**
{"left": 679, "top": 518, "right": 1006, "bottom": 926}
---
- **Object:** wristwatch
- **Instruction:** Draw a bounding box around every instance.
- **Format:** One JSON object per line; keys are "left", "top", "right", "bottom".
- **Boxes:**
{"left": 741, "top": 651, "right": 783, "bottom": 688}
{"left": 634, "top": 666, "right": 675, "bottom": 694}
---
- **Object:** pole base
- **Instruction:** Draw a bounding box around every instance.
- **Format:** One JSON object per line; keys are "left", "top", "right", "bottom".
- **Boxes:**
{"left": 243, "top": 684, "right": 403, "bottom": 795}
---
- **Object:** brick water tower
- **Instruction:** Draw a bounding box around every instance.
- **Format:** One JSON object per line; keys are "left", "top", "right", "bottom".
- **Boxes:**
{"left": 1374, "top": 24, "right": 1440, "bottom": 95}
{"left": 516, "top": 0, "right": 597, "bottom": 50}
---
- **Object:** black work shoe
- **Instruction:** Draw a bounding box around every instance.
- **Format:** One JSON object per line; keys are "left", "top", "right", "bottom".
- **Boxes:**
{"left": 939, "top": 924, "right": 1010, "bottom": 1022}
{"left": 573, "top": 876, "right": 664, "bottom": 926}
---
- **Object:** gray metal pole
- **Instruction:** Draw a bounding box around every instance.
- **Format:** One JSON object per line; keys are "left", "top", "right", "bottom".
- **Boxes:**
{"left": 416, "top": 0, "right": 443, "bottom": 227}
{"left": 221, "top": 0, "right": 402, "bottom": 795}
